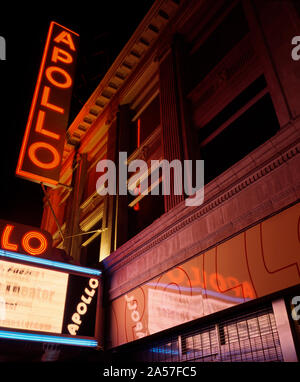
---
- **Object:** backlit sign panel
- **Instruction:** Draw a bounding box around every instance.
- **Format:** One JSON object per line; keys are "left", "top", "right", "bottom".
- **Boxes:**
{"left": 0, "top": 219, "right": 52, "bottom": 258}
{"left": 16, "top": 21, "right": 79, "bottom": 186}
{"left": 0, "top": 249, "right": 101, "bottom": 347}
{"left": 62, "top": 275, "right": 99, "bottom": 337}
{"left": 0, "top": 260, "right": 68, "bottom": 333}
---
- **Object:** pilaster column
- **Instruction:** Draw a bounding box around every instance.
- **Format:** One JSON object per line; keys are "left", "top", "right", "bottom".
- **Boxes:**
{"left": 64, "top": 152, "right": 88, "bottom": 263}
{"left": 158, "top": 44, "right": 185, "bottom": 212}
{"left": 100, "top": 120, "right": 118, "bottom": 261}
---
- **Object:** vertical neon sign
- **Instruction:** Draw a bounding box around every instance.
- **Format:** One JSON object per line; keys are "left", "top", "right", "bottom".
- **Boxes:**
{"left": 16, "top": 22, "right": 79, "bottom": 186}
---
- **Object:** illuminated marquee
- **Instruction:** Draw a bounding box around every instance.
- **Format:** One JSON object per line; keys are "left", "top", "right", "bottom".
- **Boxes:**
{"left": 0, "top": 260, "right": 68, "bottom": 334}
{"left": 0, "top": 219, "right": 52, "bottom": 258}
{"left": 0, "top": 250, "right": 101, "bottom": 347}
{"left": 16, "top": 21, "right": 79, "bottom": 186}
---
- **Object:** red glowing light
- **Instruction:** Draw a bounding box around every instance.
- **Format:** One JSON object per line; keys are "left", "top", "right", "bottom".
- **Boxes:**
{"left": 28, "top": 141, "right": 61, "bottom": 170}
{"left": 53, "top": 30, "right": 77, "bottom": 51}
{"left": 1, "top": 225, "right": 18, "bottom": 251}
{"left": 137, "top": 118, "right": 141, "bottom": 149}
{"left": 35, "top": 110, "right": 61, "bottom": 140}
{"left": 51, "top": 46, "right": 73, "bottom": 64}
{"left": 45, "top": 66, "right": 72, "bottom": 89}
{"left": 41, "top": 86, "right": 64, "bottom": 114}
{"left": 21, "top": 231, "right": 48, "bottom": 256}
{"left": 16, "top": 21, "right": 79, "bottom": 186}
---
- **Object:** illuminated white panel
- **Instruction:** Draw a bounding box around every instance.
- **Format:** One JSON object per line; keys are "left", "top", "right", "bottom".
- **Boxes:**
{"left": 0, "top": 260, "right": 68, "bottom": 334}
{"left": 147, "top": 288, "right": 233, "bottom": 335}
{"left": 147, "top": 289, "right": 205, "bottom": 334}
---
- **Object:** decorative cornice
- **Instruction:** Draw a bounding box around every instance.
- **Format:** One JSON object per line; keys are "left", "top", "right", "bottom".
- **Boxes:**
{"left": 60, "top": 0, "right": 185, "bottom": 171}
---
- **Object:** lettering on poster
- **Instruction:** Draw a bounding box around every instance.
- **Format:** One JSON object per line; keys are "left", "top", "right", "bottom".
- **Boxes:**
{"left": 0, "top": 260, "right": 68, "bottom": 333}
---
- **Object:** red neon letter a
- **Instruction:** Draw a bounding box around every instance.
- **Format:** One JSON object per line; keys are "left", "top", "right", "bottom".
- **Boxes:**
{"left": 54, "top": 31, "right": 76, "bottom": 51}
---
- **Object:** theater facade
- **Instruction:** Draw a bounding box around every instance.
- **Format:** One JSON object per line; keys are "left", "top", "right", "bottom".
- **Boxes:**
{"left": 41, "top": 0, "right": 300, "bottom": 362}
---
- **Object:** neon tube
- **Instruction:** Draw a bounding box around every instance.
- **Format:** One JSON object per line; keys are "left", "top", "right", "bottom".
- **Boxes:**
{"left": 0, "top": 330, "right": 98, "bottom": 347}
{"left": 0, "top": 249, "right": 101, "bottom": 276}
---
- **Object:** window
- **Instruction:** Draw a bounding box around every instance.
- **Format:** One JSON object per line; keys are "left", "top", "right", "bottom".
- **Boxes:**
{"left": 186, "top": 3, "right": 280, "bottom": 184}
{"left": 134, "top": 95, "right": 160, "bottom": 145}
{"left": 199, "top": 77, "right": 280, "bottom": 183}
{"left": 292, "top": 0, "right": 300, "bottom": 19}
{"left": 188, "top": 3, "right": 249, "bottom": 92}
{"left": 80, "top": 221, "right": 102, "bottom": 267}
{"left": 128, "top": 193, "right": 165, "bottom": 239}
{"left": 126, "top": 94, "right": 164, "bottom": 240}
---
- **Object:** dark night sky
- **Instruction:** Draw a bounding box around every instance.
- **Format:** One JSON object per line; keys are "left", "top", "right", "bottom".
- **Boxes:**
{"left": 0, "top": 1, "right": 155, "bottom": 228}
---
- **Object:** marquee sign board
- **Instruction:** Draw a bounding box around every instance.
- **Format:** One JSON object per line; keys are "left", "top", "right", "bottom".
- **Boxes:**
{"left": 16, "top": 21, "right": 79, "bottom": 186}
{"left": 0, "top": 249, "right": 101, "bottom": 347}
{"left": 0, "top": 260, "right": 68, "bottom": 334}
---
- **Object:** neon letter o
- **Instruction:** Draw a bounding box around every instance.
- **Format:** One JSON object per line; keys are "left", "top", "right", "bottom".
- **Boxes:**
{"left": 22, "top": 231, "right": 48, "bottom": 256}
{"left": 28, "top": 142, "right": 60, "bottom": 170}
{"left": 45, "top": 66, "right": 72, "bottom": 88}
